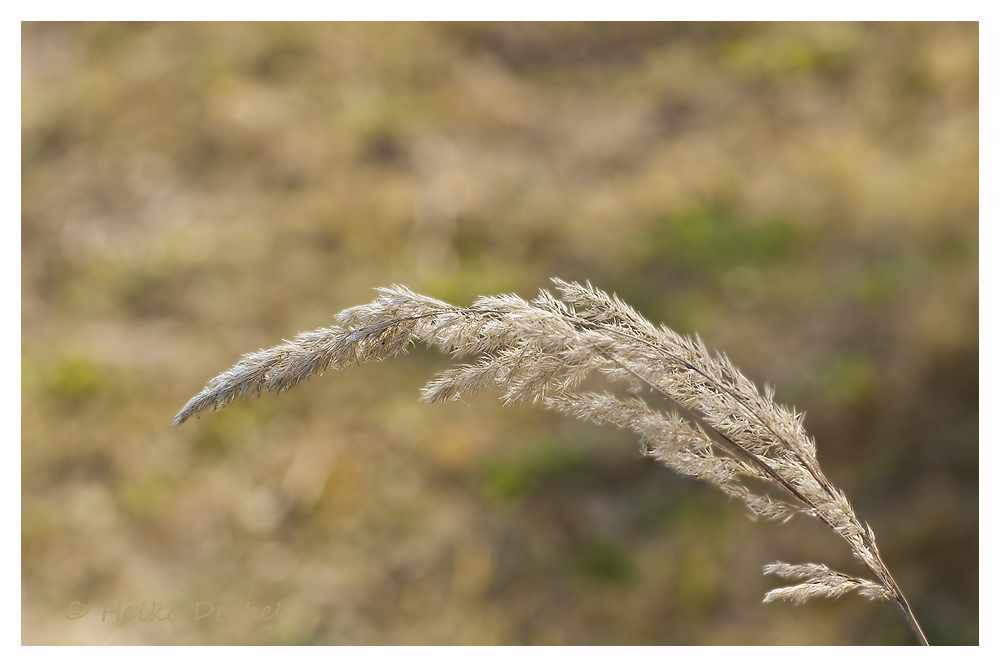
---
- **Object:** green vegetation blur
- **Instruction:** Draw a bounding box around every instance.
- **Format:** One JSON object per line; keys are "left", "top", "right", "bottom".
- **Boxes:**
{"left": 22, "top": 22, "right": 977, "bottom": 645}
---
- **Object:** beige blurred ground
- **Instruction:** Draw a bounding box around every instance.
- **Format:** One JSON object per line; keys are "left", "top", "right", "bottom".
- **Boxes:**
{"left": 22, "top": 22, "right": 977, "bottom": 645}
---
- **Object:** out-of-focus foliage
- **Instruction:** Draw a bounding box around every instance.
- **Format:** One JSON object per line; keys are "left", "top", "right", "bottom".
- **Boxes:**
{"left": 22, "top": 22, "right": 977, "bottom": 645}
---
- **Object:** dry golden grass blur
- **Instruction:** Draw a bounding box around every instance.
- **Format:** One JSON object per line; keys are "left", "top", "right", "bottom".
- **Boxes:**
{"left": 22, "top": 22, "right": 977, "bottom": 645}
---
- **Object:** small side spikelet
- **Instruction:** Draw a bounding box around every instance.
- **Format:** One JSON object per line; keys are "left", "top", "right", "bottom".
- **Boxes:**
{"left": 174, "top": 279, "right": 928, "bottom": 645}
{"left": 763, "top": 562, "right": 888, "bottom": 604}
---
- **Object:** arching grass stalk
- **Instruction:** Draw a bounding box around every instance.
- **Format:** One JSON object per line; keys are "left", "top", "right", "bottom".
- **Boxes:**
{"left": 175, "top": 279, "right": 928, "bottom": 645}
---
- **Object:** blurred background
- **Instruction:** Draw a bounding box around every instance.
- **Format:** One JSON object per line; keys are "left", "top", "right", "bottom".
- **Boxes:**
{"left": 21, "top": 22, "right": 978, "bottom": 645}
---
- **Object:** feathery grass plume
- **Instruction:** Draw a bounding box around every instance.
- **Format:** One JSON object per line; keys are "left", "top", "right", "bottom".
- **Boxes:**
{"left": 174, "top": 279, "right": 929, "bottom": 645}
